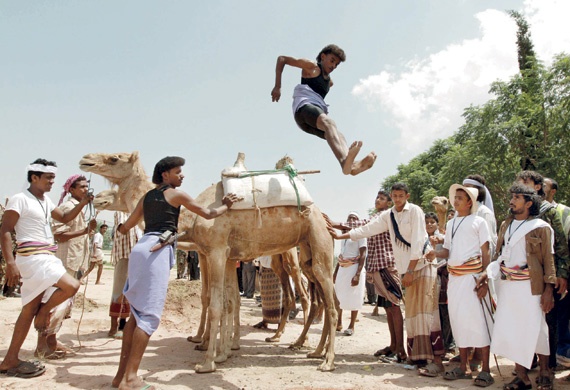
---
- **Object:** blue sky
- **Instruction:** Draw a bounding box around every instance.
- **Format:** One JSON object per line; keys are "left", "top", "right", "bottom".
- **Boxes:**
{"left": 1, "top": 0, "right": 568, "bottom": 227}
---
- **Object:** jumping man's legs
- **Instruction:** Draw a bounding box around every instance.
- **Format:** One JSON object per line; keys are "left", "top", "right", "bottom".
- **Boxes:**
{"left": 315, "top": 114, "right": 376, "bottom": 175}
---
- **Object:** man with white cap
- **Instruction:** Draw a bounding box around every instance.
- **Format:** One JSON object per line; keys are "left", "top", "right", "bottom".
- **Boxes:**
{"left": 462, "top": 175, "right": 497, "bottom": 255}
{"left": 0, "top": 159, "right": 92, "bottom": 378}
{"left": 333, "top": 211, "right": 367, "bottom": 336}
{"left": 433, "top": 184, "right": 493, "bottom": 387}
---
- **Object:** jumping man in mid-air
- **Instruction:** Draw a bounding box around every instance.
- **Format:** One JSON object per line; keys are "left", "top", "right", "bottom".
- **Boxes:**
{"left": 271, "top": 44, "right": 376, "bottom": 176}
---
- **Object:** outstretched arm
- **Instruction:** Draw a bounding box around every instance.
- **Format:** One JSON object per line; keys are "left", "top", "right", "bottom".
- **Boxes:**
{"left": 51, "top": 192, "right": 93, "bottom": 223}
{"left": 171, "top": 190, "right": 240, "bottom": 220}
{"left": 271, "top": 55, "right": 318, "bottom": 102}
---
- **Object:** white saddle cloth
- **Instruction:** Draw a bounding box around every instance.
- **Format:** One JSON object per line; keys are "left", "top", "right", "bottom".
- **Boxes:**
{"left": 221, "top": 166, "right": 313, "bottom": 210}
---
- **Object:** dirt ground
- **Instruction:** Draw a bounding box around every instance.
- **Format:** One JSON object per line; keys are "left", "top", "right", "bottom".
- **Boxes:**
{"left": 1, "top": 265, "right": 569, "bottom": 390}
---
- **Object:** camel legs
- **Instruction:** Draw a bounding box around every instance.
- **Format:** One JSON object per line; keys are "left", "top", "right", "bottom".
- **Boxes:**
{"left": 312, "top": 254, "right": 336, "bottom": 372}
{"left": 289, "top": 281, "right": 320, "bottom": 350}
{"left": 188, "top": 253, "right": 209, "bottom": 347}
{"left": 215, "top": 260, "right": 240, "bottom": 362}
{"left": 195, "top": 249, "right": 227, "bottom": 373}
{"left": 307, "top": 282, "right": 329, "bottom": 359}
{"left": 298, "top": 223, "right": 336, "bottom": 371}
{"left": 283, "top": 248, "right": 310, "bottom": 325}
{"left": 266, "top": 251, "right": 296, "bottom": 343}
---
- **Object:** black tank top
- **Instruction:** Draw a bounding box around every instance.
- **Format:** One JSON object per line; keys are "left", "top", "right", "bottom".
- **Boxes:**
{"left": 301, "top": 63, "right": 330, "bottom": 99}
{"left": 143, "top": 186, "right": 180, "bottom": 234}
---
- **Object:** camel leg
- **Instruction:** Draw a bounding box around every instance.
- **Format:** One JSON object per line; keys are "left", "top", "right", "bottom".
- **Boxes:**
{"left": 215, "top": 260, "right": 236, "bottom": 363}
{"left": 289, "top": 282, "right": 319, "bottom": 350}
{"left": 231, "top": 266, "right": 241, "bottom": 351}
{"left": 283, "top": 248, "right": 310, "bottom": 325}
{"left": 266, "top": 252, "right": 295, "bottom": 343}
{"left": 195, "top": 249, "right": 227, "bottom": 373}
{"left": 289, "top": 244, "right": 320, "bottom": 349}
{"left": 188, "top": 253, "right": 209, "bottom": 345}
{"left": 307, "top": 283, "right": 328, "bottom": 359}
{"left": 309, "top": 228, "right": 336, "bottom": 372}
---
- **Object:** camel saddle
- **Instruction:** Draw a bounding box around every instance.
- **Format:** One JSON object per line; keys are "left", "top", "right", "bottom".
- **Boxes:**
{"left": 221, "top": 164, "right": 313, "bottom": 210}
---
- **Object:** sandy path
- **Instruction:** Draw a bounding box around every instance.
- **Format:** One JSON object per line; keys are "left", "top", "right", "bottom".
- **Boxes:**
{"left": 1, "top": 265, "right": 569, "bottom": 389}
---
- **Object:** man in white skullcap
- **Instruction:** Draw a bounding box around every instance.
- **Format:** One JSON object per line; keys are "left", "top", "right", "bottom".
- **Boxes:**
{"left": 0, "top": 159, "right": 92, "bottom": 378}
{"left": 333, "top": 211, "right": 367, "bottom": 336}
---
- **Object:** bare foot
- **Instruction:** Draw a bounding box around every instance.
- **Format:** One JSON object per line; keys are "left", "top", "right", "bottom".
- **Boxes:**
{"left": 342, "top": 141, "right": 362, "bottom": 175}
{"left": 350, "top": 151, "right": 377, "bottom": 176}
{"left": 118, "top": 378, "right": 156, "bottom": 390}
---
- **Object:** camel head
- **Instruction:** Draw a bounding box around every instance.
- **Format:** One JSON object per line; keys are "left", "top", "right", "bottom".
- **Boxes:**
{"left": 93, "top": 189, "right": 129, "bottom": 212}
{"left": 79, "top": 151, "right": 147, "bottom": 185}
{"left": 431, "top": 196, "right": 449, "bottom": 230}
{"left": 431, "top": 196, "right": 449, "bottom": 213}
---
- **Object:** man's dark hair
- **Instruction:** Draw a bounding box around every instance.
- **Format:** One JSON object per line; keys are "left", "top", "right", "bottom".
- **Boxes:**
{"left": 465, "top": 174, "right": 486, "bottom": 202}
{"left": 70, "top": 175, "right": 88, "bottom": 189}
{"left": 425, "top": 212, "right": 438, "bottom": 223}
{"left": 27, "top": 158, "right": 57, "bottom": 183}
{"left": 516, "top": 170, "right": 544, "bottom": 197}
{"left": 509, "top": 182, "right": 541, "bottom": 216}
{"left": 100, "top": 224, "right": 108, "bottom": 230}
{"left": 545, "top": 177, "right": 558, "bottom": 191}
{"left": 317, "top": 44, "right": 346, "bottom": 63}
{"left": 391, "top": 182, "right": 409, "bottom": 194}
{"left": 377, "top": 189, "right": 391, "bottom": 201}
{"left": 152, "top": 156, "right": 185, "bottom": 184}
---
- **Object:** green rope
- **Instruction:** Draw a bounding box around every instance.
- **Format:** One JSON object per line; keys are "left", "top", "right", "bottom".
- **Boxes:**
{"left": 234, "top": 164, "right": 302, "bottom": 211}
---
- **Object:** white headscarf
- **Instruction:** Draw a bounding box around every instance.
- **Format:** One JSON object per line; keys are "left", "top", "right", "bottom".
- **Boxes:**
{"left": 462, "top": 178, "right": 494, "bottom": 213}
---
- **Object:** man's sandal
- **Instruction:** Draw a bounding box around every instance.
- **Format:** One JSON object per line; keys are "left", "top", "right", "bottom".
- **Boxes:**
{"left": 0, "top": 361, "right": 46, "bottom": 378}
{"left": 443, "top": 367, "right": 472, "bottom": 380}
{"left": 473, "top": 371, "right": 494, "bottom": 387}
{"left": 536, "top": 375, "right": 553, "bottom": 390}
{"left": 503, "top": 377, "right": 532, "bottom": 390}
{"left": 374, "top": 346, "right": 392, "bottom": 357}
{"left": 418, "top": 362, "right": 444, "bottom": 377}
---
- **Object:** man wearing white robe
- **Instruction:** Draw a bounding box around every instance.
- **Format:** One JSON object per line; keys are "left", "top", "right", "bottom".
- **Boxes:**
{"left": 476, "top": 183, "right": 556, "bottom": 389}
{"left": 333, "top": 212, "right": 367, "bottom": 335}
{"left": 434, "top": 184, "right": 492, "bottom": 386}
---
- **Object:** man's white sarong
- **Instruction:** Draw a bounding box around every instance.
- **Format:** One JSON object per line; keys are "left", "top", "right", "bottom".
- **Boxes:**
{"left": 490, "top": 270, "right": 549, "bottom": 369}
{"left": 448, "top": 273, "right": 493, "bottom": 347}
{"left": 335, "top": 264, "right": 365, "bottom": 311}
{"left": 16, "top": 253, "right": 66, "bottom": 306}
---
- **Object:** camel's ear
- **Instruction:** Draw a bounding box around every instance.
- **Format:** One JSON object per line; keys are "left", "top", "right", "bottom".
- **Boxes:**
{"left": 130, "top": 151, "right": 140, "bottom": 162}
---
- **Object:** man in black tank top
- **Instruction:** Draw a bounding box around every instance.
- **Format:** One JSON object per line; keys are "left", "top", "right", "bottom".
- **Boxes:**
{"left": 271, "top": 44, "right": 377, "bottom": 176}
{"left": 112, "top": 156, "right": 240, "bottom": 390}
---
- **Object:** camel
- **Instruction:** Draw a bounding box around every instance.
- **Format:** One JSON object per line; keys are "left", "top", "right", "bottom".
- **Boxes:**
{"left": 91, "top": 160, "right": 311, "bottom": 347}
{"left": 80, "top": 151, "right": 334, "bottom": 372}
{"left": 431, "top": 195, "right": 449, "bottom": 231}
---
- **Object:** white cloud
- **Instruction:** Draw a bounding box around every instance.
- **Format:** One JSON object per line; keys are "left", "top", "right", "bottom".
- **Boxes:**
{"left": 524, "top": 0, "right": 570, "bottom": 62}
{"left": 352, "top": 0, "right": 568, "bottom": 154}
